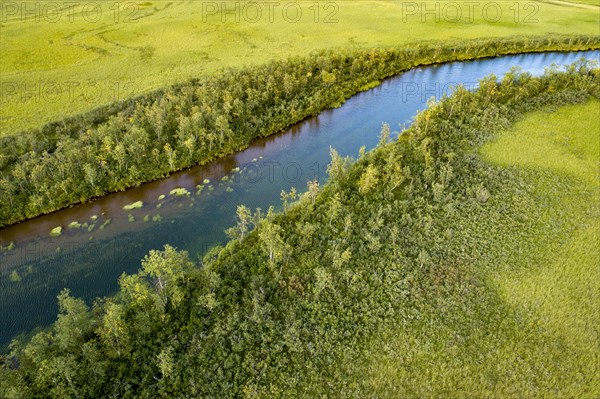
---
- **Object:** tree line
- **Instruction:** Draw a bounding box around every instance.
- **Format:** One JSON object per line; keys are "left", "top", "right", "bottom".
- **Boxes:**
{"left": 1, "top": 60, "right": 598, "bottom": 397}
{"left": 0, "top": 34, "right": 598, "bottom": 227}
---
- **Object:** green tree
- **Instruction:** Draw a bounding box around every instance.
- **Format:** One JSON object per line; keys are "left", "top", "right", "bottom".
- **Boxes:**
{"left": 259, "top": 221, "right": 287, "bottom": 275}
{"left": 98, "top": 301, "right": 130, "bottom": 357}
{"left": 140, "top": 245, "right": 194, "bottom": 310}
{"left": 328, "top": 193, "right": 342, "bottom": 226}
{"left": 54, "top": 289, "right": 93, "bottom": 352}
{"left": 306, "top": 179, "right": 319, "bottom": 205}
{"left": 327, "top": 147, "right": 352, "bottom": 188}
{"left": 226, "top": 205, "right": 252, "bottom": 242}
{"left": 358, "top": 164, "right": 379, "bottom": 194}
{"left": 378, "top": 123, "right": 391, "bottom": 147}
{"left": 280, "top": 187, "right": 297, "bottom": 213}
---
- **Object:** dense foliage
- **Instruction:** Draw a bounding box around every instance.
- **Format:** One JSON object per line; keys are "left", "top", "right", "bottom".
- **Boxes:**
{"left": 1, "top": 62, "right": 598, "bottom": 397}
{"left": 1, "top": 35, "right": 598, "bottom": 227}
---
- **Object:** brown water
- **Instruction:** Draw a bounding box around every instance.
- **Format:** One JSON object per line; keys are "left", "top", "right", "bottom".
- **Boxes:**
{"left": 1, "top": 50, "right": 598, "bottom": 347}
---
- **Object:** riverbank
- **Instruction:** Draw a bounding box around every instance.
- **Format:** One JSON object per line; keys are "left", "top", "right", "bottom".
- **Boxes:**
{"left": 2, "top": 50, "right": 596, "bottom": 352}
{"left": 1, "top": 35, "right": 599, "bottom": 228}
{"left": 2, "top": 63, "right": 598, "bottom": 397}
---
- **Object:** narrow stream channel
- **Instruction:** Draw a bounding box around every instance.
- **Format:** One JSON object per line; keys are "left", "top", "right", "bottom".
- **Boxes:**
{"left": 1, "top": 50, "right": 598, "bottom": 347}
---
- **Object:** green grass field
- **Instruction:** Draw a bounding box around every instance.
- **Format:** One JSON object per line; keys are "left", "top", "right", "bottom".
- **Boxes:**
{"left": 1, "top": 0, "right": 599, "bottom": 136}
{"left": 554, "top": 0, "right": 600, "bottom": 6}
{"left": 362, "top": 100, "right": 600, "bottom": 397}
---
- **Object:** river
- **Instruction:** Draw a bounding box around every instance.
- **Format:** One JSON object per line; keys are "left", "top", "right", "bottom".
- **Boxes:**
{"left": 1, "top": 50, "right": 598, "bottom": 347}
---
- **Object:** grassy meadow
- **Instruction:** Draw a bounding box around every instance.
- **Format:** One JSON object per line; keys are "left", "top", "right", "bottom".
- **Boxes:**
{"left": 363, "top": 100, "right": 600, "bottom": 397}
{"left": 1, "top": 0, "right": 599, "bottom": 136}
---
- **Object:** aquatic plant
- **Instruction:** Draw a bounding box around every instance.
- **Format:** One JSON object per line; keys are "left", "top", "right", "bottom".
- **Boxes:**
{"left": 123, "top": 201, "right": 144, "bottom": 210}
{"left": 49, "top": 226, "right": 62, "bottom": 237}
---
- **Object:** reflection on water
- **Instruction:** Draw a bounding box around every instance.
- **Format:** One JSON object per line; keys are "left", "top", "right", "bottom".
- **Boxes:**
{"left": 1, "top": 50, "right": 598, "bottom": 347}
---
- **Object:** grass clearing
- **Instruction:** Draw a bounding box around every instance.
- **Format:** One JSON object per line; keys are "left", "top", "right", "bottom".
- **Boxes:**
{"left": 486, "top": 100, "right": 600, "bottom": 393}
{"left": 1, "top": 0, "right": 599, "bottom": 136}
{"left": 361, "top": 100, "right": 600, "bottom": 397}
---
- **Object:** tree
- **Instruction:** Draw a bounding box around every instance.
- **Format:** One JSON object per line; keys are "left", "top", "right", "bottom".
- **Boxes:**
{"left": 358, "top": 164, "right": 379, "bottom": 194}
{"left": 157, "top": 346, "right": 175, "bottom": 379}
{"left": 113, "top": 143, "right": 127, "bottom": 173}
{"left": 313, "top": 267, "right": 332, "bottom": 297}
{"left": 280, "top": 188, "right": 297, "bottom": 213}
{"left": 327, "top": 147, "right": 351, "bottom": 188}
{"left": 259, "top": 221, "right": 286, "bottom": 274}
{"left": 306, "top": 179, "right": 319, "bottom": 205}
{"left": 140, "top": 245, "right": 194, "bottom": 310}
{"left": 164, "top": 143, "right": 176, "bottom": 169}
{"left": 98, "top": 301, "right": 129, "bottom": 357}
{"left": 378, "top": 123, "right": 391, "bottom": 147}
{"left": 226, "top": 205, "right": 252, "bottom": 242}
{"left": 328, "top": 193, "right": 342, "bottom": 226}
{"left": 332, "top": 248, "right": 351, "bottom": 269}
{"left": 321, "top": 70, "right": 336, "bottom": 87}
{"left": 83, "top": 163, "right": 98, "bottom": 191}
{"left": 215, "top": 115, "right": 230, "bottom": 145}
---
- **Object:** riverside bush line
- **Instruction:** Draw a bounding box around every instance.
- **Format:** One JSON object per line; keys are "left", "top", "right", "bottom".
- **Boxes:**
{"left": 0, "top": 34, "right": 599, "bottom": 227}
{"left": 1, "top": 63, "right": 598, "bottom": 397}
